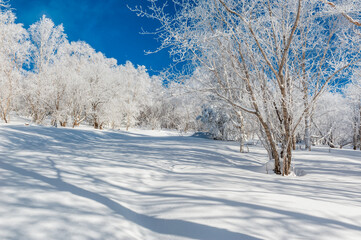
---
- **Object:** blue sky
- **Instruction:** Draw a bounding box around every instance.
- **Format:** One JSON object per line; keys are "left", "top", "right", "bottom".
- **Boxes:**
{"left": 10, "top": 0, "right": 172, "bottom": 74}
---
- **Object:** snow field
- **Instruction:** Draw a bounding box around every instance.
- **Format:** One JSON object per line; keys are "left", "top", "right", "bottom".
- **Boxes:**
{"left": 0, "top": 124, "right": 361, "bottom": 240}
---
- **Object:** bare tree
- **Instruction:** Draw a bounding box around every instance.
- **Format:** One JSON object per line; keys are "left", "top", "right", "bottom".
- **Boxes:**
{"left": 134, "top": 0, "right": 361, "bottom": 175}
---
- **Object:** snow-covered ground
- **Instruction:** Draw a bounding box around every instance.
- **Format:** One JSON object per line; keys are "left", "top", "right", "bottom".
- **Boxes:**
{"left": 0, "top": 123, "right": 361, "bottom": 240}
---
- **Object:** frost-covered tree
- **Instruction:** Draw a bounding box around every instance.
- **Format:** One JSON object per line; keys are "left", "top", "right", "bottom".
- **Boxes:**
{"left": 83, "top": 50, "right": 117, "bottom": 129}
{"left": 0, "top": 7, "right": 30, "bottom": 123}
{"left": 134, "top": 0, "right": 361, "bottom": 175}
{"left": 136, "top": 76, "right": 203, "bottom": 132}
{"left": 311, "top": 92, "right": 353, "bottom": 148}
{"left": 115, "top": 62, "right": 152, "bottom": 130}
{"left": 137, "top": 75, "right": 166, "bottom": 130}
{"left": 345, "top": 69, "right": 361, "bottom": 150}
{"left": 198, "top": 104, "right": 241, "bottom": 140}
{"left": 60, "top": 41, "right": 97, "bottom": 128}
{"left": 45, "top": 41, "right": 81, "bottom": 127}
{"left": 23, "top": 15, "right": 67, "bottom": 124}
{"left": 163, "top": 80, "right": 202, "bottom": 132}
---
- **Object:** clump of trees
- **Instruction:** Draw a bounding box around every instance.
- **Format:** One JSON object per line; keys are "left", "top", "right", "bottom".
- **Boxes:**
{"left": 0, "top": 6, "right": 159, "bottom": 130}
{"left": 0, "top": 4, "right": 203, "bottom": 132}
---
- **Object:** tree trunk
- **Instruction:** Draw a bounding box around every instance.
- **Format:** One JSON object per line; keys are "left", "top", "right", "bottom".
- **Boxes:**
{"left": 239, "top": 134, "right": 244, "bottom": 153}
{"left": 286, "top": 138, "right": 293, "bottom": 174}
{"left": 304, "top": 113, "right": 311, "bottom": 151}
{"left": 51, "top": 119, "right": 57, "bottom": 127}
{"left": 280, "top": 82, "right": 293, "bottom": 176}
{"left": 2, "top": 112, "right": 8, "bottom": 123}
{"left": 238, "top": 111, "right": 246, "bottom": 153}
{"left": 353, "top": 118, "right": 358, "bottom": 150}
{"left": 258, "top": 117, "right": 281, "bottom": 174}
{"left": 94, "top": 121, "right": 99, "bottom": 129}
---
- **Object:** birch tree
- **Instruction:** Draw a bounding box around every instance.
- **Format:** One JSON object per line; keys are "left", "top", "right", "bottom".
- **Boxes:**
{"left": 134, "top": 0, "right": 361, "bottom": 175}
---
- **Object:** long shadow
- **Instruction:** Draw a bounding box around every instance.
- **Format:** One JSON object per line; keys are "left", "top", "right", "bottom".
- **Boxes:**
{"left": 0, "top": 161, "right": 261, "bottom": 240}
{"left": 86, "top": 175, "right": 361, "bottom": 232}
{"left": 3, "top": 125, "right": 361, "bottom": 207}
{"left": 3, "top": 125, "right": 361, "bottom": 231}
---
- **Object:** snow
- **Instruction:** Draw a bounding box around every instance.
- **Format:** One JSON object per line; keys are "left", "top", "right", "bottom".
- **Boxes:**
{"left": 0, "top": 123, "right": 361, "bottom": 240}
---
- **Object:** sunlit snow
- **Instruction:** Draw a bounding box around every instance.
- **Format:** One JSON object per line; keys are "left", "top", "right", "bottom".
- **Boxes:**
{"left": 0, "top": 123, "right": 360, "bottom": 240}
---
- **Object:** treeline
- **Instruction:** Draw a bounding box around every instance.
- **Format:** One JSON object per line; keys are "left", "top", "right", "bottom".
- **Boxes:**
{"left": 0, "top": 8, "right": 199, "bottom": 131}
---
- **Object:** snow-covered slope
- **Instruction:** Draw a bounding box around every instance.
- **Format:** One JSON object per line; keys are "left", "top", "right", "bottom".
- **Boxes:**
{"left": 0, "top": 124, "right": 360, "bottom": 240}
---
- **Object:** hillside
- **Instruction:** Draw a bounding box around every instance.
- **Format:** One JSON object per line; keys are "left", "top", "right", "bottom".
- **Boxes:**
{"left": 0, "top": 124, "right": 361, "bottom": 240}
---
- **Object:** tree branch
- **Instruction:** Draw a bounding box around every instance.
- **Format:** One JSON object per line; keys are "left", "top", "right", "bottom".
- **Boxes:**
{"left": 321, "top": 0, "right": 361, "bottom": 27}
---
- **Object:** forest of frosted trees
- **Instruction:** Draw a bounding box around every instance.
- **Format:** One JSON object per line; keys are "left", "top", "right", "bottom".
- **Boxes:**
{"left": 0, "top": 1, "right": 360, "bottom": 175}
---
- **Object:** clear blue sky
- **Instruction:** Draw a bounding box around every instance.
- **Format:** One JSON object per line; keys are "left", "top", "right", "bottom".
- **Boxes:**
{"left": 10, "top": 0, "right": 172, "bottom": 74}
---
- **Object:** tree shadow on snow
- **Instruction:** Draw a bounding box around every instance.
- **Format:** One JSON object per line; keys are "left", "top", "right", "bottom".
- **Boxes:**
{"left": 2, "top": 125, "right": 361, "bottom": 239}
{"left": 0, "top": 161, "right": 261, "bottom": 240}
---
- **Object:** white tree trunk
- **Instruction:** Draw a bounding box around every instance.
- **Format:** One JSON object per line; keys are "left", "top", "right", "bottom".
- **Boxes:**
{"left": 304, "top": 114, "right": 311, "bottom": 151}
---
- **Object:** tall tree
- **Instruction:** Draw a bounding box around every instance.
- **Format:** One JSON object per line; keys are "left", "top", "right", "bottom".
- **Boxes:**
{"left": 135, "top": 0, "right": 361, "bottom": 175}
{"left": 116, "top": 62, "right": 152, "bottom": 130}
{"left": 24, "top": 16, "right": 67, "bottom": 124}
{"left": 0, "top": 7, "right": 30, "bottom": 123}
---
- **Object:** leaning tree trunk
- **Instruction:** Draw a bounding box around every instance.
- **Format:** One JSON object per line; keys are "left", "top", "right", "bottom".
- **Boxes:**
{"left": 258, "top": 116, "right": 281, "bottom": 174}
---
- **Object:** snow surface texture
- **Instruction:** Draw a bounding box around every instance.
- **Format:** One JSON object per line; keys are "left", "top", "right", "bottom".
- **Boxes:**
{"left": 0, "top": 123, "right": 361, "bottom": 240}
